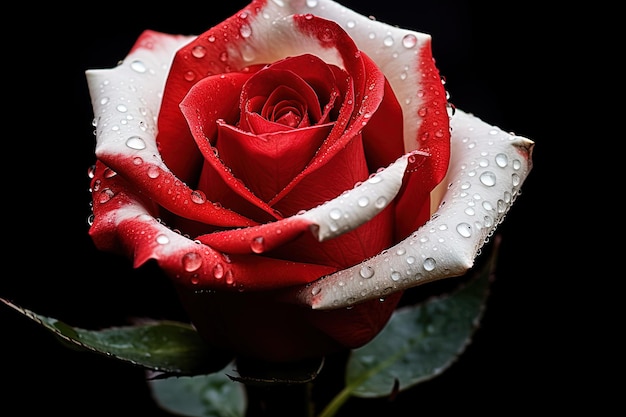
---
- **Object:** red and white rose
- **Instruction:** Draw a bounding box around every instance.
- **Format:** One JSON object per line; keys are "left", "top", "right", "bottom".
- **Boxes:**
{"left": 86, "top": 0, "right": 533, "bottom": 362}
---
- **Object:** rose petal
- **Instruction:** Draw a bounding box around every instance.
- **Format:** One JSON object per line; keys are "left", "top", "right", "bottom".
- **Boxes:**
{"left": 89, "top": 160, "right": 335, "bottom": 291}
{"left": 197, "top": 149, "right": 428, "bottom": 254}
{"left": 294, "top": 109, "right": 534, "bottom": 309}
{"left": 86, "top": 30, "right": 255, "bottom": 228}
{"left": 257, "top": 0, "right": 451, "bottom": 186}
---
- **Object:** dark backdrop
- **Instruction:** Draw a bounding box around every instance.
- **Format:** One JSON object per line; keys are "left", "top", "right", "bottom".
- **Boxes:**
{"left": 3, "top": 1, "right": 575, "bottom": 415}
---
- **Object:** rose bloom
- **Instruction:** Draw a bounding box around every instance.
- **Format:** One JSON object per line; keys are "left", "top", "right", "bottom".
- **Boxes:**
{"left": 86, "top": 0, "right": 533, "bottom": 363}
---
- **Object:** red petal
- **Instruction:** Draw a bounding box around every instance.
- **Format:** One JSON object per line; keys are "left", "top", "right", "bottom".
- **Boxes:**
{"left": 215, "top": 121, "right": 332, "bottom": 202}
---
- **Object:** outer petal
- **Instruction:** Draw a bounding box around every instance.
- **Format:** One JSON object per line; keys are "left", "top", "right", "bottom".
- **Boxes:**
{"left": 89, "top": 160, "right": 335, "bottom": 291}
{"left": 86, "top": 30, "right": 255, "bottom": 228}
{"left": 294, "top": 110, "right": 534, "bottom": 309}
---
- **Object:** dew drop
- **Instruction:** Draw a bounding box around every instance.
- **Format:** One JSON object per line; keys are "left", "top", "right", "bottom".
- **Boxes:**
{"left": 182, "top": 252, "right": 202, "bottom": 272}
{"left": 346, "top": 19, "right": 356, "bottom": 28}
{"left": 357, "top": 196, "right": 369, "bottom": 207}
{"left": 495, "top": 153, "right": 509, "bottom": 168}
{"left": 329, "top": 208, "right": 342, "bottom": 220}
{"left": 190, "top": 190, "right": 207, "bottom": 204}
{"left": 479, "top": 171, "right": 497, "bottom": 187}
{"left": 156, "top": 234, "right": 169, "bottom": 244}
{"left": 512, "top": 173, "right": 521, "bottom": 186}
{"left": 396, "top": 247, "right": 406, "bottom": 256}
{"left": 311, "top": 286, "right": 321, "bottom": 296}
{"left": 367, "top": 175, "right": 382, "bottom": 184}
{"left": 390, "top": 271, "right": 402, "bottom": 281}
{"left": 184, "top": 71, "right": 196, "bottom": 81}
{"left": 423, "top": 257, "right": 436, "bottom": 271}
{"left": 98, "top": 188, "right": 114, "bottom": 204}
{"left": 359, "top": 265, "right": 375, "bottom": 279}
{"left": 306, "top": 0, "right": 318, "bottom": 6}
{"left": 319, "top": 27, "right": 334, "bottom": 42}
{"left": 406, "top": 256, "right": 415, "bottom": 265}
{"left": 374, "top": 196, "right": 387, "bottom": 209}
{"left": 383, "top": 35, "right": 394, "bottom": 47}
{"left": 130, "top": 60, "right": 147, "bottom": 73}
{"left": 116, "top": 104, "right": 128, "bottom": 113}
{"left": 147, "top": 166, "right": 160, "bottom": 178}
{"left": 192, "top": 45, "right": 206, "bottom": 58}
{"left": 402, "top": 34, "right": 417, "bottom": 48}
{"left": 225, "top": 270, "right": 234, "bottom": 284}
{"left": 250, "top": 236, "right": 265, "bottom": 253}
{"left": 240, "top": 23, "right": 252, "bottom": 38}
{"left": 456, "top": 222, "right": 472, "bottom": 238}
{"left": 213, "top": 263, "right": 224, "bottom": 279}
{"left": 126, "top": 136, "right": 146, "bottom": 150}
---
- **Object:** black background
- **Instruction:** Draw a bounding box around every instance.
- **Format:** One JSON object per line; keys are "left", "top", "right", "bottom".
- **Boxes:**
{"left": 3, "top": 1, "right": 587, "bottom": 415}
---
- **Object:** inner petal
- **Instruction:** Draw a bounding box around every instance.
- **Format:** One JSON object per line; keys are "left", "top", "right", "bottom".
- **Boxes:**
{"left": 216, "top": 121, "right": 334, "bottom": 202}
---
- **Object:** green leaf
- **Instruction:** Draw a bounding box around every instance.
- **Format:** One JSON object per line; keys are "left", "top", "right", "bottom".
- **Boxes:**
{"left": 148, "top": 362, "right": 247, "bottom": 417}
{"left": 344, "top": 243, "right": 497, "bottom": 398}
{"left": 0, "top": 299, "right": 231, "bottom": 376}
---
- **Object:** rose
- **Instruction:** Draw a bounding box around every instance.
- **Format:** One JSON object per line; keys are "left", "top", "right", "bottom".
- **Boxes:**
{"left": 86, "top": 0, "right": 533, "bottom": 363}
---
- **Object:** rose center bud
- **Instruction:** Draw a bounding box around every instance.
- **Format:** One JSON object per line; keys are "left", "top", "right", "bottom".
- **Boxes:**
{"left": 254, "top": 85, "right": 308, "bottom": 129}
{"left": 214, "top": 54, "right": 345, "bottom": 203}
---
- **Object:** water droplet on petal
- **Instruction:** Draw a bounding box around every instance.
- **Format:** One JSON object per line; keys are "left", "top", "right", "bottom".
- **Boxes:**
{"left": 156, "top": 234, "right": 169, "bottom": 244}
{"left": 402, "top": 34, "right": 417, "bottom": 48}
{"left": 182, "top": 252, "right": 202, "bottom": 272}
{"left": 423, "top": 257, "right": 436, "bottom": 271}
{"left": 98, "top": 188, "right": 114, "bottom": 204}
{"left": 147, "top": 166, "right": 160, "bottom": 178}
{"left": 126, "top": 136, "right": 146, "bottom": 150}
{"left": 213, "top": 263, "right": 224, "bottom": 279}
{"left": 456, "top": 222, "right": 472, "bottom": 237}
{"left": 495, "top": 153, "right": 509, "bottom": 167}
{"left": 359, "top": 265, "right": 375, "bottom": 279}
{"left": 250, "top": 236, "right": 265, "bottom": 253}
{"left": 240, "top": 23, "right": 252, "bottom": 38}
{"left": 130, "top": 60, "right": 147, "bottom": 73}
{"left": 190, "top": 190, "right": 206, "bottom": 204}
{"left": 329, "top": 208, "right": 342, "bottom": 220}
{"left": 375, "top": 196, "right": 387, "bottom": 208}
{"left": 192, "top": 45, "right": 206, "bottom": 58}
{"left": 479, "top": 171, "right": 497, "bottom": 187}
{"left": 224, "top": 270, "right": 234, "bottom": 284}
